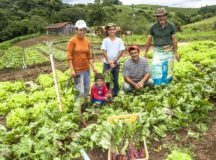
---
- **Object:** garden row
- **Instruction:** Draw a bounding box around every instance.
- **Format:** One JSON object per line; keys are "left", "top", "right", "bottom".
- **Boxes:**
{"left": 0, "top": 41, "right": 215, "bottom": 159}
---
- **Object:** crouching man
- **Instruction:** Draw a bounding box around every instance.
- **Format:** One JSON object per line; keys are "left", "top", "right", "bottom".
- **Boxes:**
{"left": 122, "top": 46, "right": 154, "bottom": 92}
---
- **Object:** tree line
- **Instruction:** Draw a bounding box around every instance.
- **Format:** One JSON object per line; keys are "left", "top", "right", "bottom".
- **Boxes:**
{"left": 0, "top": 0, "right": 215, "bottom": 42}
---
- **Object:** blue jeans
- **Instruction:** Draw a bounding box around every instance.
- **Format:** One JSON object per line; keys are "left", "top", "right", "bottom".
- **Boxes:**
{"left": 91, "top": 98, "right": 105, "bottom": 105}
{"left": 103, "top": 63, "right": 120, "bottom": 96}
{"left": 74, "top": 70, "right": 90, "bottom": 101}
{"left": 122, "top": 78, "right": 154, "bottom": 92}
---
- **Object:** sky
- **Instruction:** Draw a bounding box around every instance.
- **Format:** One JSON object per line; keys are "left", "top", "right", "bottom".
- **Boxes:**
{"left": 62, "top": 0, "right": 216, "bottom": 8}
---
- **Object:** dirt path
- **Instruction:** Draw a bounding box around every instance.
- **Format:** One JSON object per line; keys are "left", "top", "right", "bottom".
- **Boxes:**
{"left": 14, "top": 35, "right": 63, "bottom": 48}
{"left": 0, "top": 62, "right": 68, "bottom": 82}
{"left": 194, "top": 120, "right": 216, "bottom": 160}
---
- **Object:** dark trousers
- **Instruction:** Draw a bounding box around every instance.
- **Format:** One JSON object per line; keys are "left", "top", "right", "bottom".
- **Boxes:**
{"left": 103, "top": 63, "right": 120, "bottom": 97}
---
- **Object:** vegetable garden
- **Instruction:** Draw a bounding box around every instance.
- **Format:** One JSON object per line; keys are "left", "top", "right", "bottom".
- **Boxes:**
{"left": 0, "top": 37, "right": 215, "bottom": 159}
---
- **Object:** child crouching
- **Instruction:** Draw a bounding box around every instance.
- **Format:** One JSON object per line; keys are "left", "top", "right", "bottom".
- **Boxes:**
{"left": 91, "top": 73, "right": 111, "bottom": 105}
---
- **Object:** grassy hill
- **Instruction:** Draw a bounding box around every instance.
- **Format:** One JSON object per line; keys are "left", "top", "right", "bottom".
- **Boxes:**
{"left": 115, "top": 4, "right": 198, "bottom": 16}
{"left": 113, "top": 4, "right": 199, "bottom": 34}
{"left": 135, "top": 4, "right": 198, "bottom": 15}
{"left": 115, "top": 5, "right": 215, "bottom": 41}
{"left": 183, "top": 16, "right": 216, "bottom": 31}
{"left": 177, "top": 16, "right": 216, "bottom": 41}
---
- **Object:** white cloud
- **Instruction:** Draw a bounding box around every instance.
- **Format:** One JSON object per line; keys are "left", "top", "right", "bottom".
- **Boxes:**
{"left": 121, "top": 0, "right": 216, "bottom": 8}
{"left": 62, "top": 0, "right": 216, "bottom": 8}
{"left": 63, "top": 0, "right": 94, "bottom": 4}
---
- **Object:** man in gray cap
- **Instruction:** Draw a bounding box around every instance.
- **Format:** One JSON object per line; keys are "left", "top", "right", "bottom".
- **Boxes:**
{"left": 144, "top": 8, "right": 180, "bottom": 85}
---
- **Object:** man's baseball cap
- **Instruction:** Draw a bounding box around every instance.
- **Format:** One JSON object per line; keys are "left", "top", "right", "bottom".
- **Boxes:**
{"left": 75, "top": 20, "right": 89, "bottom": 30}
{"left": 128, "top": 45, "right": 140, "bottom": 53}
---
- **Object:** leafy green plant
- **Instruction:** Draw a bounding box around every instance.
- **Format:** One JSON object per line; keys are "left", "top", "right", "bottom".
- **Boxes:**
{"left": 166, "top": 150, "right": 192, "bottom": 160}
{"left": 6, "top": 108, "right": 29, "bottom": 128}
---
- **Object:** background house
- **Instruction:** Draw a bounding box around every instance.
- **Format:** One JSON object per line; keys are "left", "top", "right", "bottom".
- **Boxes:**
{"left": 45, "top": 22, "right": 74, "bottom": 35}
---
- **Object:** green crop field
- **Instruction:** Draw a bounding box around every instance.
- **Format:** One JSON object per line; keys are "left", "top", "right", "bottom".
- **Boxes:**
{"left": 0, "top": 1, "right": 216, "bottom": 159}
{"left": 0, "top": 41, "right": 215, "bottom": 159}
{"left": 0, "top": 46, "right": 48, "bottom": 69}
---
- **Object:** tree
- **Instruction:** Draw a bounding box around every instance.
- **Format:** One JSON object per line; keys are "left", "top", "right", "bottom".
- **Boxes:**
{"left": 29, "top": 16, "right": 48, "bottom": 33}
{"left": 53, "top": 7, "right": 86, "bottom": 23}
{"left": 175, "top": 12, "right": 190, "bottom": 24}
{"left": 190, "top": 14, "right": 203, "bottom": 23}
{"left": 0, "top": 9, "right": 9, "bottom": 31}
{"left": 102, "top": 0, "right": 122, "bottom": 5}
{"left": 87, "top": 4, "right": 105, "bottom": 26}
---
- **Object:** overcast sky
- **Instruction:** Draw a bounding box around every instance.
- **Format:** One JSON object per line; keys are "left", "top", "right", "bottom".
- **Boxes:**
{"left": 62, "top": 0, "right": 216, "bottom": 8}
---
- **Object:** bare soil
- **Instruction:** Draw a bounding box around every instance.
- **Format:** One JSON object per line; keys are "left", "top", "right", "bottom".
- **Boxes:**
{"left": 0, "top": 59, "right": 215, "bottom": 160}
{"left": 1, "top": 37, "right": 215, "bottom": 160}
{"left": 149, "top": 110, "right": 216, "bottom": 160}
{"left": 14, "top": 35, "right": 62, "bottom": 48}
{"left": 0, "top": 62, "right": 68, "bottom": 82}
{"left": 73, "top": 109, "right": 216, "bottom": 160}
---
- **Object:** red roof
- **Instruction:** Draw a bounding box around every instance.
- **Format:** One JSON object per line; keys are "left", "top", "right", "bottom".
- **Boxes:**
{"left": 45, "top": 22, "right": 70, "bottom": 29}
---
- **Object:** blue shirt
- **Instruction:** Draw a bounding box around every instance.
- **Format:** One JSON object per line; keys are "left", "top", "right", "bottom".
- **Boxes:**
{"left": 101, "top": 37, "right": 125, "bottom": 63}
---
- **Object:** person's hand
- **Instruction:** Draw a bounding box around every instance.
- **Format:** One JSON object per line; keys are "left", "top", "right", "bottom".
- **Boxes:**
{"left": 107, "top": 60, "right": 113, "bottom": 65}
{"left": 174, "top": 53, "right": 180, "bottom": 62}
{"left": 133, "top": 84, "right": 140, "bottom": 90}
{"left": 71, "top": 70, "right": 76, "bottom": 78}
{"left": 137, "top": 81, "right": 144, "bottom": 88}
{"left": 108, "top": 93, "right": 112, "bottom": 98}
{"left": 93, "top": 68, "right": 97, "bottom": 74}
{"left": 104, "top": 97, "right": 108, "bottom": 101}
{"left": 110, "top": 63, "right": 116, "bottom": 68}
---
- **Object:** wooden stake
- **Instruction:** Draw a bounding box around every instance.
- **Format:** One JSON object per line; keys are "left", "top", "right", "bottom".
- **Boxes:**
{"left": 50, "top": 53, "right": 63, "bottom": 112}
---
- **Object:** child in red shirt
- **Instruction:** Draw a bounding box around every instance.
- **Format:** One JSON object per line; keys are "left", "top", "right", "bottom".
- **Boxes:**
{"left": 91, "top": 73, "right": 111, "bottom": 105}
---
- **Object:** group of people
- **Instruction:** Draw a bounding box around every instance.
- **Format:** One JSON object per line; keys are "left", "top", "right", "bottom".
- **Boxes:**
{"left": 67, "top": 8, "right": 180, "bottom": 107}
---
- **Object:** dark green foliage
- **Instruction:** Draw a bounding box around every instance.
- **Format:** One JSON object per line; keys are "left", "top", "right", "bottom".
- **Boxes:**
{"left": 0, "top": 0, "right": 62, "bottom": 42}
{"left": 0, "top": 0, "right": 215, "bottom": 42}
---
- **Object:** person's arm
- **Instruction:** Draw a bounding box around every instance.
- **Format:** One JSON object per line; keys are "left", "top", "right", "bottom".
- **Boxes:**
{"left": 102, "top": 50, "right": 113, "bottom": 65}
{"left": 123, "top": 61, "right": 136, "bottom": 88}
{"left": 102, "top": 84, "right": 110, "bottom": 98}
{"left": 113, "top": 50, "right": 124, "bottom": 64}
{"left": 67, "top": 40, "right": 75, "bottom": 77}
{"left": 137, "top": 73, "right": 150, "bottom": 88}
{"left": 137, "top": 59, "right": 150, "bottom": 88}
{"left": 101, "top": 39, "right": 113, "bottom": 65}
{"left": 88, "top": 43, "right": 97, "bottom": 74}
{"left": 68, "top": 60, "right": 75, "bottom": 77}
{"left": 113, "top": 39, "right": 125, "bottom": 64}
{"left": 91, "top": 86, "right": 106, "bottom": 100}
{"left": 172, "top": 34, "right": 180, "bottom": 62}
{"left": 124, "top": 76, "right": 138, "bottom": 89}
{"left": 144, "top": 35, "right": 152, "bottom": 58}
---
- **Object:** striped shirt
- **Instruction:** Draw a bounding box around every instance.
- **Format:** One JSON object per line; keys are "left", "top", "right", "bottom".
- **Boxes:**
{"left": 123, "top": 57, "right": 150, "bottom": 83}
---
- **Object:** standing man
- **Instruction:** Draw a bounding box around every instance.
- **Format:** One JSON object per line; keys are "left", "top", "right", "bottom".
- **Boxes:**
{"left": 122, "top": 46, "right": 154, "bottom": 92}
{"left": 144, "top": 8, "right": 180, "bottom": 85}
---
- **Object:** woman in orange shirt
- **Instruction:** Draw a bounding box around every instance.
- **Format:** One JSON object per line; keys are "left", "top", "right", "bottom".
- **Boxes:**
{"left": 67, "top": 20, "right": 97, "bottom": 108}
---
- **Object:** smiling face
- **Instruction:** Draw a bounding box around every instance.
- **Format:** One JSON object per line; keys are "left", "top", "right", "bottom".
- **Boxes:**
{"left": 76, "top": 28, "right": 87, "bottom": 39}
{"left": 129, "top": 49, "right": 140, "bottom": 62}
{"left": 107, "top": 26, "right": 117, "bottom": 37}
{"left": 156, "top": 14, "right": 167, "bottom": 26}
